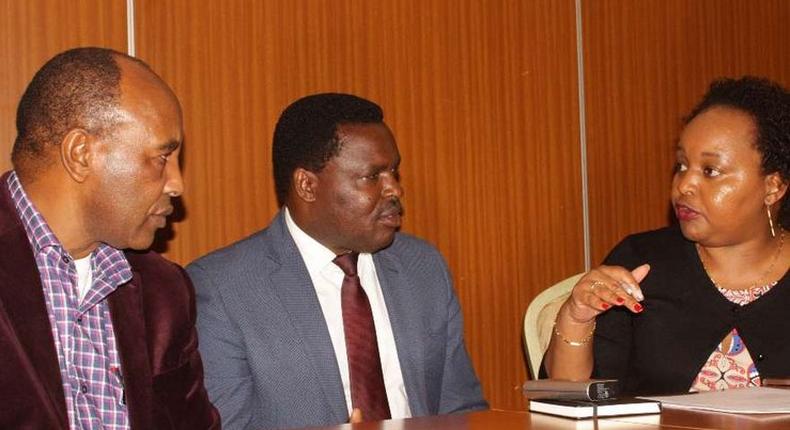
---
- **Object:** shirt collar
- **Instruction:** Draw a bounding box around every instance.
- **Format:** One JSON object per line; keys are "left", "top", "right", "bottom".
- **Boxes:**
{"left": 7, "top": 170, "right": 132, "bottom": 283}
{"left": 284, "top": 207, "right": 339, "bottom": 274}
{"left": 8, "top": 171, "right": 63, "bottom": 253}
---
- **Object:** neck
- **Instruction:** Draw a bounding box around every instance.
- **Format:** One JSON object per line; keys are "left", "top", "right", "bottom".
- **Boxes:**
{"left": 698, "top": 230, "right": 787, "bottom": 290}
{"left": 19, "top": 172, "right": 98, "bottom": 258}
{"left": 285, "top": 204, "right": 348, "bottom": 255}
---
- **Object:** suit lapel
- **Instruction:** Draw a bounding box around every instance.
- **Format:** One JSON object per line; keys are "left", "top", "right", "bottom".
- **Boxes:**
{"left": 109, "top": 271, "right": 153, "bottom": 430}
{"left": 373, "top": 249, "right": 429, "bottom": 416}
{"left": 0, "top": 175, "right": 67, "bottom": 427}
{"left": 266, "top": 213, "right": 349, "bottom": 422}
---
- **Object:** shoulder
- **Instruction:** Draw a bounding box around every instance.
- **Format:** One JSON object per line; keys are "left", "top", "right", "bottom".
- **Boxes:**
{"left": 185, "top": 223, "right": 290, "bottom": 301}
{"left": 604, "top": 226, "right": 690, "bottom": 268}
{"left": 620, "top": 226, "right": 686, "bottom": 248}
{"left": 123, "top": 250, "right": 195, "bottom": 316}
{"left": 376, "top": 233, "right": 455, "bottom": 297}
{"left": 186, "top": 209, "right": 294, "bottom": 280}
{"left": 188, "top": 228, "right": 272, "bottom": 273}
{"left": 382, "top": 232, "right": 448, "bottom": 267}
{"left": 188, "top": 211, "right": 289, "bottom": 275}
{"left": 125, "top": 250, "right": 188, "bottom": 285}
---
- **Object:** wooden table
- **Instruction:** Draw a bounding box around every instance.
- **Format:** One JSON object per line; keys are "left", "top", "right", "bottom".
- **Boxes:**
{"left": 296, "top": 408, "right": 790, "bottom": 430}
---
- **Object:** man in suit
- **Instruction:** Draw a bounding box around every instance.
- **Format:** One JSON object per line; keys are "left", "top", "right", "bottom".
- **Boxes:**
{"left": 188, "top": 93, "right": 487, "bottom": 430}
{"left": 0, "top": 47, "right": 219, "bottom": 428}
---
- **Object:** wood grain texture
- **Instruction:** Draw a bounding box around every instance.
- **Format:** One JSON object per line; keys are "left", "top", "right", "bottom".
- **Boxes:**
{"left": 0, "top": 0, "right": 127, "bottom": 173}
{"left": 136, "top": 0, "right": 583, "bottom": 410}
{"left": 583, "top": 0, "right": 790, "bottom": 265}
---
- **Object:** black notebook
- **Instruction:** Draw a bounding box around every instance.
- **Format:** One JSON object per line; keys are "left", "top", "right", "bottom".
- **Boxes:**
{"left": 529, "top": 397, "right": 661, "bottom": 419}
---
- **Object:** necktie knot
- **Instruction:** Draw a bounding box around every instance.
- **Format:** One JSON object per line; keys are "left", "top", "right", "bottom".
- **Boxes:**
{"left": 333, "top": 252, "right": 359, "bottom": 276}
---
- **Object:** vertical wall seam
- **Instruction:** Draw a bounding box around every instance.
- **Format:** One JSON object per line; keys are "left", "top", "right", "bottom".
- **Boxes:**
{"left": 126, "top": 0, "right": 136, "bottom": 56}
{"left": 575, "top": 0, "right": 591, "bottom": 271}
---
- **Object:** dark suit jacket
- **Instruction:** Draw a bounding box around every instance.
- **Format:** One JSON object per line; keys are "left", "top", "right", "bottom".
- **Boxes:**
{"left": 0, "top": 172, "right": 220, "bottom": 429}
{"left": 188, "top": 210, "right": 487, "bottom": 430}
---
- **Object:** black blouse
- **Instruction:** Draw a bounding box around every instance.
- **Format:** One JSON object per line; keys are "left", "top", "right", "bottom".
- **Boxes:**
{"left": 592, "top": 226, "right": 790, "bottom": 395}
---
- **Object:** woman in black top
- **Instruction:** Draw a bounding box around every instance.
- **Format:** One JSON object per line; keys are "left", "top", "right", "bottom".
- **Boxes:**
{"left": 544, "top": 77, "right": 790, "bottom": 395}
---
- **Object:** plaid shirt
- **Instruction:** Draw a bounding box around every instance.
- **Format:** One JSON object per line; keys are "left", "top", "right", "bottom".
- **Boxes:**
{"left": 8, "top": 172, "right": 131, "bottom": 429}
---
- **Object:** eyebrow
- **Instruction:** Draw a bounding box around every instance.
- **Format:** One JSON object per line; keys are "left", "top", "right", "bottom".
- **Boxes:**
{"left": 699, "top": 151, "right": 721, "bottom": 158}
{"left": 674, "top": 145, "right": 721, "bottom": 159}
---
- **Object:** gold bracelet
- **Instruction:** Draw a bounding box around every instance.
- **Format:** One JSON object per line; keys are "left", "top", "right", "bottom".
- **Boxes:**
{"left": 553, "top": 320, "right": 596, "bottom": 346}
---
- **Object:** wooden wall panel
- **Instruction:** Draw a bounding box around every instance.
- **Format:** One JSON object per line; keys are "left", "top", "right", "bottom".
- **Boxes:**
{"left": 584, "top": 0, "right": 790, "bottom": 264}
{"left": 6, "top": 0, "right": 786, "bottom": 416}
{"left": 0, "top": 0, "right": 127, "bottom": 173}
{"left": 136, "top": 0, "right": 583, "bottom": 410}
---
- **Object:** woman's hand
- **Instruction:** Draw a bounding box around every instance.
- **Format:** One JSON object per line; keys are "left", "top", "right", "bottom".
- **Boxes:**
{"left": 545, "top": 263, "right": 650, "bottom": 380}
{"left": 563, "top": 264, "right": 650, "bottom": 324}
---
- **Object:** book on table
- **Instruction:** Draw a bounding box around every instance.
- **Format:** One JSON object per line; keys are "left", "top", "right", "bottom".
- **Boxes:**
{"left": 528, "top": 397, "right": 661, "bottom": 419}
{"left": 523, "top": 379, "right": 619, "bottom": 401}
{"left": 530, "top": 410, "right": 661, "bottom": 429}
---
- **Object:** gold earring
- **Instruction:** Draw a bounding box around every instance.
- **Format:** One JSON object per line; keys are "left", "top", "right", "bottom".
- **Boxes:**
{"left": 767, "top": 205, "right": 776, "bottom": 238}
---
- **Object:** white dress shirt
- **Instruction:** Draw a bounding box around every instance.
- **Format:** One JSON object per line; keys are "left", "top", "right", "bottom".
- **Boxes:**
{"left": 284, "top": 208, "right": 412, "bottom": 418}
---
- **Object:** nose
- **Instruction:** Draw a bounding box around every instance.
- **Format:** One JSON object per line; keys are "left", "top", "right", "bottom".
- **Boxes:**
{"left": 382, "top": 172, "right": 403, "bottom": 199}
{"left": 673, "top": 169, "right": 695, "bottom": 196}
{"left": 164, "top": 157, "right": 184, "bottom": 197}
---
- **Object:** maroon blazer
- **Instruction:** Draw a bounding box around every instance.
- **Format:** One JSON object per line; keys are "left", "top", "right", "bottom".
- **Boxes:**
{"left": 0, "top": 173, "right": 220, "bottom": 429}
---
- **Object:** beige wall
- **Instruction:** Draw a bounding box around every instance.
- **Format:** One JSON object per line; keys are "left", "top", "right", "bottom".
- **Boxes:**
{"left": 1, "top": 0, "right": 788, "bottom": 411}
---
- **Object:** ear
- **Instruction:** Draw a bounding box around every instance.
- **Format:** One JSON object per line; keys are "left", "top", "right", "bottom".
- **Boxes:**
{"left": 764, "top": 172, "right": 788, "bottom": 206}
{"left": 292, "top": 168, "right": 319, "bottom": 203}
{"left": 59, "top": 128, "right": 93, "bottom": 183}
{"left": 765, "top": 172, "right": 788, "bottom": 206}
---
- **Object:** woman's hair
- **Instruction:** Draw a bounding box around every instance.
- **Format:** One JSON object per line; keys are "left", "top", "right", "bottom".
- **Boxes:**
{"left": 686, "top": 76, "right": 790, "bottom": 229}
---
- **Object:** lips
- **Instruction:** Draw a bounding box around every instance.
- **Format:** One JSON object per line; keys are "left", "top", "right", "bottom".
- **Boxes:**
{"left": 378, "top": 202, "right": 403, "bottom": 228}
{"left": 379, "top": 212, "right": 401, "bottom": 228}
{"left": 674, "top": 203, "right": 700, "bottom": 222}
{"left": 151, "top": 206, "right": 174, "bottom": 217}
{"left": 149, "top": 206, "right": 174, "bottom": 228}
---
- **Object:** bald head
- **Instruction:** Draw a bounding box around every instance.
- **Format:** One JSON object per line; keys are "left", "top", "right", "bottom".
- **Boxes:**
{"left": 11, "top": 47, "right": 163, "bottom": 177}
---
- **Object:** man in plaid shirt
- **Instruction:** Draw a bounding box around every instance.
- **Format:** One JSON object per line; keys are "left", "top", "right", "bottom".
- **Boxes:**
{"left": 0, "top": 47, "right": 219, "bottom": 429}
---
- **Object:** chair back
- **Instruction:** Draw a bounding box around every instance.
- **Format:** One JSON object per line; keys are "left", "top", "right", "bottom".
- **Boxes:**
{"left": 523, "top": 273, "right": 584, "bottom": 379}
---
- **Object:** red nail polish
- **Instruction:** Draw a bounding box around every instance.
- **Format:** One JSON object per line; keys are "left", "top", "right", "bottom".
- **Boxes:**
{"left": 601, "top": 303, "right": 610, "bottom": 310}
{"left": 634, "top": 303, "right": 643, "bottom": 312}
{"left": 616, "top": 297, "right": 624, "bottom": 304}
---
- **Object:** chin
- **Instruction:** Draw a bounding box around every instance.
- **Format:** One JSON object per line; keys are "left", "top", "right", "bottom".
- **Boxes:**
{"left": 679, "top": 224, "right": 724, "bottom": 247}
{"left": 371, "top": 233, "right": 397, "bottom": 252}
{"left": 350, "top": 236, "right": 394, "bottom": 254}
{"left": 678, "top": 223, "right": 700, "bottom": 242}
{"left": 125, "top": 234, "right": 156, "bottom": 251}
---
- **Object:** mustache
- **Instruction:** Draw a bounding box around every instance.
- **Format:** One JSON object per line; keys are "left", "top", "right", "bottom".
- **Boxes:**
{"left": 381, "top": 197, "right": 403, "bottom": 215}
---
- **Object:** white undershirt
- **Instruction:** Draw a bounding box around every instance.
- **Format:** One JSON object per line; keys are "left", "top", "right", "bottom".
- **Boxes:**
{"left": 74, "top": 255, "right": 93, "bottom": 302}
{"left": 284, "top": 208, "right": 412, "bottom": 418}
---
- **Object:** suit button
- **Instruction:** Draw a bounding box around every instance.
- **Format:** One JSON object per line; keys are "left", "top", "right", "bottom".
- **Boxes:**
{"left": 731, "top": 305, "right": 740, "bottom": 314}
{"left": 757, "top": 354, "right": 765, "bottom": 362}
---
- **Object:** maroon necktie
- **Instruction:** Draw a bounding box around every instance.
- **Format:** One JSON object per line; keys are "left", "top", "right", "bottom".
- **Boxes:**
{"left": 333, "top": 252, "right": 391, "bottom": 420}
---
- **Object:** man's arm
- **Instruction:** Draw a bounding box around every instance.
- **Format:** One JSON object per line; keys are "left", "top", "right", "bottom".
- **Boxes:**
{"left": 172, "top": 314, "right": 222, "bottom": 430}
{"left": 187, "top": 262, "right": 260, "bottom": 430}
{"left": 436, "top": 258, "right": 488, "bottom": 414}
